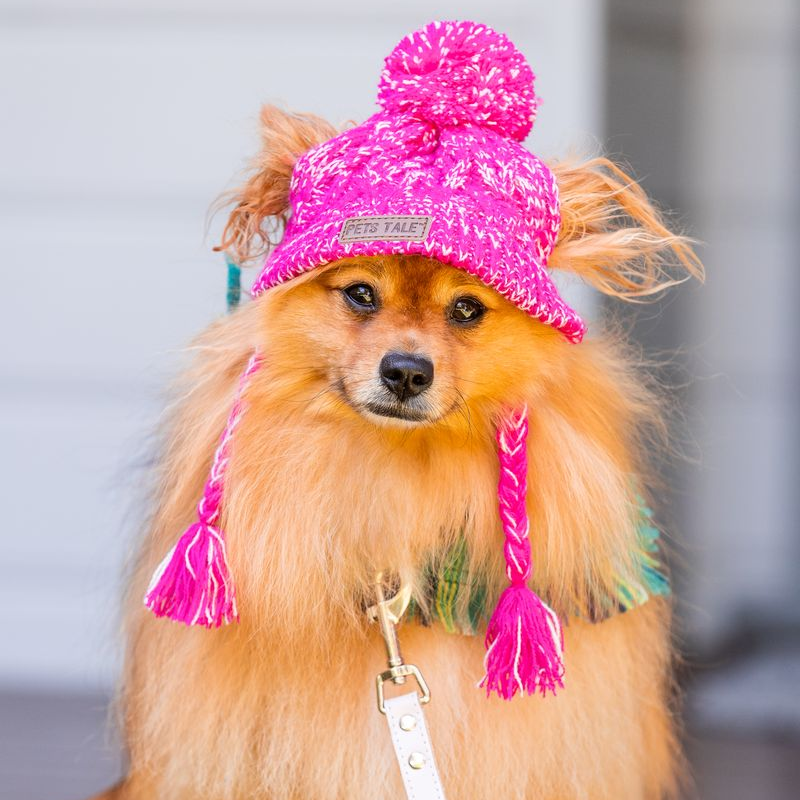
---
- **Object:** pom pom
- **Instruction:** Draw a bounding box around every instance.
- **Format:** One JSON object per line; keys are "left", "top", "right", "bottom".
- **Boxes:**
{"left": 144, "top": 522, "right": 238, "bottom": 627}
{"left": 481, "top": 583, "right": 564, "bottom": 699}
{"left": 377, "top": 20, "right": 538, "bottom": 142}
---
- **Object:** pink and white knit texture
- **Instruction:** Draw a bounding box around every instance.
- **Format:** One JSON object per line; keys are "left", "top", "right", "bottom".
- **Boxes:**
{"left": 480, "top": 407, "right": 565, "bottom": 698}
{"left": 144, "top": 352, "right": 263, "bottom": 627}
{"left": 252, "top": 19, "right": 586, "bottom": 343}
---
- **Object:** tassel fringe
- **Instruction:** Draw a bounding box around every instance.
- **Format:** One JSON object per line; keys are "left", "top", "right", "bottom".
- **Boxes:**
{"left": 481, "top": 583, "right": 564, "bottom": 698}
{"left": 145, "top": 523, "right": 237, "bottom": 627}
{"left": 144, "top": 351, "right": 262, "bottom": 627}
{"left": 482, "top": 405, "right": 565, "bottom": 698}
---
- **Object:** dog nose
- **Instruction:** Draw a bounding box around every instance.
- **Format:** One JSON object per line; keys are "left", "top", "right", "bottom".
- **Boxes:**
{"left": 379, "top": 352, "right": 434, "bottom": 400}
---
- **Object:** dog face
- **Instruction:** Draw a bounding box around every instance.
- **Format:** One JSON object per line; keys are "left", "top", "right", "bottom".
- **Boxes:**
{"left": 266, "top": 255, "right": 564, "bottom": 429}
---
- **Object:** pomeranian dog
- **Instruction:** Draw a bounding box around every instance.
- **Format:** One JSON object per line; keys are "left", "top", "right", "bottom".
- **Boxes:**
{"left": 94, "top": 21, "right": 702, "bottom": 800}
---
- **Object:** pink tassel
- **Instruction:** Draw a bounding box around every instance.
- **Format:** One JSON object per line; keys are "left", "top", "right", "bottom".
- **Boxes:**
{"left": 144, "top": 523, "right": 237, "bottom": 627}
{"left": 481, "top": 584, "right": 564, "bottom": 698}
{"left": 144, "top": 352, "right": 262, "bottom": 627}
{"left": 481, "top": 406, "right": 565, "bottom": 698}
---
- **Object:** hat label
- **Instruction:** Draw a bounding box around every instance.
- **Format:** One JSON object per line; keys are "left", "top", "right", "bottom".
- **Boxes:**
{"left": 339, "top": 215, "right": 433, "bottom": 243}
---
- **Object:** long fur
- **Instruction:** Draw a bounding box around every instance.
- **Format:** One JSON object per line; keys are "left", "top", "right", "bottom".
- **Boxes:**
{"left": 108, "top": 106, "right": 702, "bottom": 800}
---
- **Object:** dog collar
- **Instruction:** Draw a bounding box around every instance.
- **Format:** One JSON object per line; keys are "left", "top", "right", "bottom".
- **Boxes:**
{"left": 406, "top": 499, "right": 670, "bottom": 636}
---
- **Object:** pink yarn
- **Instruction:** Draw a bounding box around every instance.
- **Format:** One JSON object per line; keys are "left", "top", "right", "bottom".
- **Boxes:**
{"left": 377, "top": 20, "right": 538, "bottom": 142}
{"left": 144, "top": 351, "right": 263, "bottom": 627}
{"left": 481, "top": 407, "right": 565, "bottom": 698}
{"left": 251, "top": 20, "right": 586, "bottom": 343}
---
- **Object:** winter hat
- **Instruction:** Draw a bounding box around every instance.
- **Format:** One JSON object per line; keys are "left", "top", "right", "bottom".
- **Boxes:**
{"left": 146, "top": 20, "right": 572, "bottom": 700}
{"left": 252, "top": 19, "right": 586, "bottom": 343}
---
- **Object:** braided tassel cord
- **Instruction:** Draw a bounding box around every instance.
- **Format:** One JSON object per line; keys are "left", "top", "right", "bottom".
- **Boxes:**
{"left": 481, "top": 406, "right": 565, "bottom": 699}
{"left": 144, "top": 351, "right": 263, "bottom": 627}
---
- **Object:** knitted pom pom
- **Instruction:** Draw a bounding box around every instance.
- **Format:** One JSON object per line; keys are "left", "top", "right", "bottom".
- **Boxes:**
{"left": 377, "top": 20, "right": 538, "bottom": 141}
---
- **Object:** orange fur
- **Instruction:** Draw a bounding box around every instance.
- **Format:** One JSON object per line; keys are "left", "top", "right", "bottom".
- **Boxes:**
{"left": 215, "top": 105, "right": 338, "bottom": 266}
{"left": 106, "top": 108, "right": 700, "bottom": 799}
{"left": 550, "top": 156, "right": 703, "bottom": 299}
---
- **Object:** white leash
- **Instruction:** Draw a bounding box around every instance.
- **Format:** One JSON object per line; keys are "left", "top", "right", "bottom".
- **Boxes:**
{"left": 369, "top": 575, "right": 448, "bottom": 800}
{"left": 383, "top": 691, "right": 447, "bottom": 800}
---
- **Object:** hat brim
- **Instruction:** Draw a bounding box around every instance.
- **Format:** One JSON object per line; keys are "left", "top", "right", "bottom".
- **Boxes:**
{"left": 252, "top": 208, "right": 586, "bottom": 343}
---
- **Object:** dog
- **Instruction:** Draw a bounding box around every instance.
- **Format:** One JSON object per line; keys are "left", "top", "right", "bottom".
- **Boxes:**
{"left": 95, "top": 21, "right": 702, "bottom": 800}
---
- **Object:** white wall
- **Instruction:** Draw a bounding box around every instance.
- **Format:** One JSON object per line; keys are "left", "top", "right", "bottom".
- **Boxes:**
{"left": 0, "top": 0, "right": 605, "bottom": 691}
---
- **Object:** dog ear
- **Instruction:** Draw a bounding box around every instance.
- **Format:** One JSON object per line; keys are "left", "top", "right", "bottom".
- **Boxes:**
{"left": 548, "top": 157, "right": 703, "bottom": 299}
{"left": 215, "top": 105, "right": 338, "bottom": 266}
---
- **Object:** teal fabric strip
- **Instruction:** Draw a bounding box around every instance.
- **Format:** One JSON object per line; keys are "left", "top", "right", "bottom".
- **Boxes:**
{"left": 226, "top": 255, "right": 241, "bottom": 312}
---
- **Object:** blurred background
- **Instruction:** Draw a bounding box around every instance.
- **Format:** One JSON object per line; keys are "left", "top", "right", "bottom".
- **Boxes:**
{"left": 1, "top": 1, "right": 797, "bottom": 798}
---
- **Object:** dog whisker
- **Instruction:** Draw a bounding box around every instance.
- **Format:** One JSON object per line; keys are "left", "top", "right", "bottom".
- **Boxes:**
{"left": 453, "top": 388, "right": 474, "bottom": 442}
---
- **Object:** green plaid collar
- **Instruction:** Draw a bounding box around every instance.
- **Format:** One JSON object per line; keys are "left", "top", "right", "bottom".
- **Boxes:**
{"left": 407, "top": 501, "right": 670, "bottom": 635}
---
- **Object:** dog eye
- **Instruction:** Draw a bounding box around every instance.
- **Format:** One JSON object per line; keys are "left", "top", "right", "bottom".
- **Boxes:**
{"left": 450, "top": 296, "right": 486, "bottom": 324}
{"left": 343, "top": 283, "right": 378, "bottom": 311}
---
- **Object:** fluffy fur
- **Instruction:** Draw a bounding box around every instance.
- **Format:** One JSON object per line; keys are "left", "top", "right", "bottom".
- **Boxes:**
{"left": 101, "top": 106, "right": 702, "bottom": 800}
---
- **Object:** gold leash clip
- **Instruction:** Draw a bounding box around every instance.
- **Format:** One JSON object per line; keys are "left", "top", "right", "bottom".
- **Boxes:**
{"left": 368, "top": 572, "right": 431, "bottom": 714}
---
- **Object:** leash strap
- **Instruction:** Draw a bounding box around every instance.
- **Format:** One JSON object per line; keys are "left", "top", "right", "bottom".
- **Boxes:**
{"left": 384, "top": 691, "right": 447, "bottom": 800}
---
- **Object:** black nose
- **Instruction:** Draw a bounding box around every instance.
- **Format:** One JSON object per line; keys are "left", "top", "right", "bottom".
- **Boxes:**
{"left": 379, "top": 352, "right": 434, "bottom": 400}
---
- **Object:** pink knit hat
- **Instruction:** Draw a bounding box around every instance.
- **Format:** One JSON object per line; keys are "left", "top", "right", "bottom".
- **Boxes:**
{"left": 252, "top": 19, "right": 586, "bottom": 343}
{"left": 145, "top": 20, "right": 571, "bottom": 700}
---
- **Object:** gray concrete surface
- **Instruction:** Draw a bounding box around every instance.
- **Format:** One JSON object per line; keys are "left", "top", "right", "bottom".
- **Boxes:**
{"left": 0, "top": 691, "right": 122, "bottom": 800}
{"left": 2, "top": 686, "right": 799, "bottom": 800}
